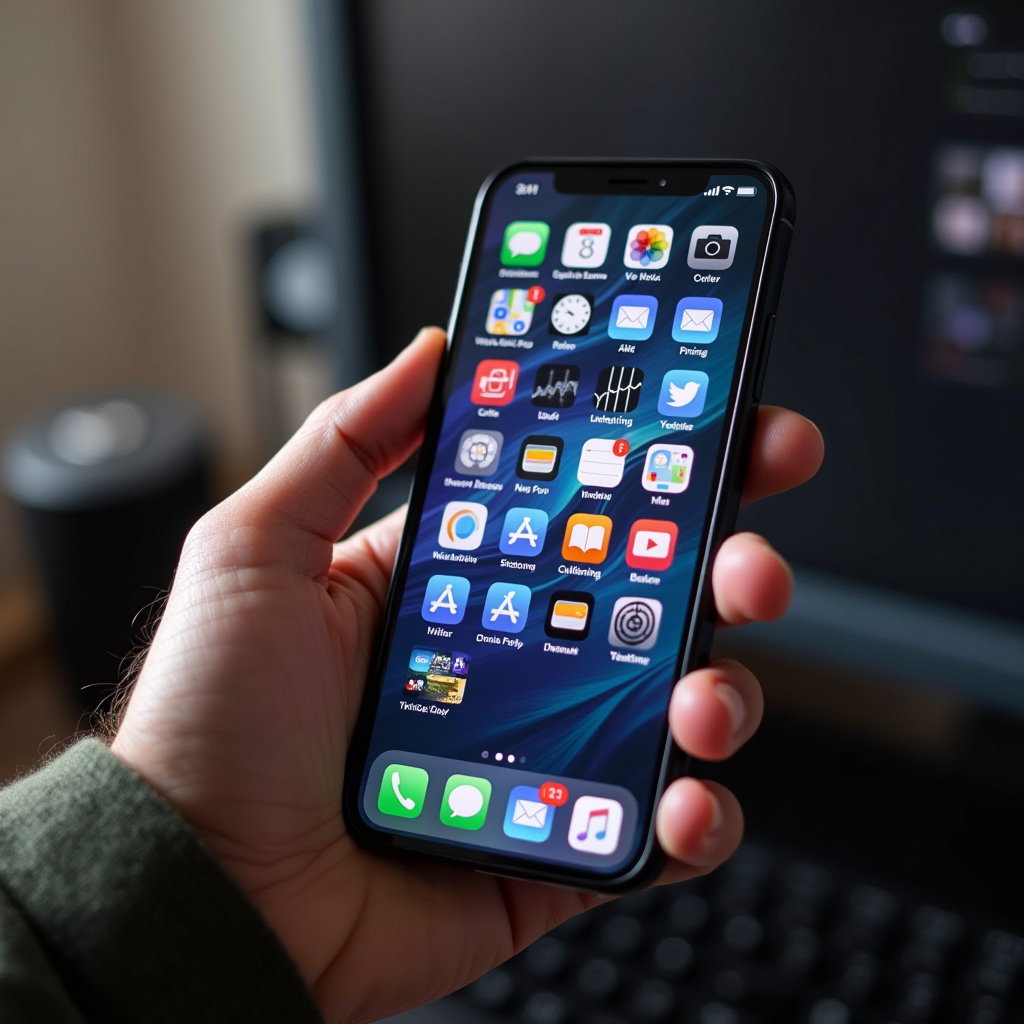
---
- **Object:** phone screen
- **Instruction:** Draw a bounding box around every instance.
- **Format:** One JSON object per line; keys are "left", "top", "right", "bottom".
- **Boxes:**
{"left": 353, "top": 165, "right": 776, "bottom": 879}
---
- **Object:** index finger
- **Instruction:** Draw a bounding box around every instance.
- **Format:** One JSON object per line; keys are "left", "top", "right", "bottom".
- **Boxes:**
{"left": 741, "top": 406, "right": 824, "bottom": 506}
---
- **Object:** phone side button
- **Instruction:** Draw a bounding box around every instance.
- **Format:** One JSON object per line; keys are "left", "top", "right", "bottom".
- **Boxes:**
{"left": 753, "top": 313, "right": 777, "bottom": 403}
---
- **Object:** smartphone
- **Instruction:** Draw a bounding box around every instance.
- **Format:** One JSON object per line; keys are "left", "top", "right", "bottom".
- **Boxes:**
{"left": 344, "top": 160, "right": 795, "bottom": 891}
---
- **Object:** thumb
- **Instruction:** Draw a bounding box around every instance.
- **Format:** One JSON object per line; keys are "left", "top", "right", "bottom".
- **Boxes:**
{"left": 229, "top": 327, "right": 445, "bottom": 553}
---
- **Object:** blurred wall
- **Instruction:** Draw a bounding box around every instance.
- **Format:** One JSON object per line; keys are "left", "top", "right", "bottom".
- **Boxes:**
{"left": 0, "top": 0, "right": 319, "bottom": 585}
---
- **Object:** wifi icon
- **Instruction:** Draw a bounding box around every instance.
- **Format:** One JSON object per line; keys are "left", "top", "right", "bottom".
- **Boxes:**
{"left": 721, "top": 185, "right": 736, "bottom": 195}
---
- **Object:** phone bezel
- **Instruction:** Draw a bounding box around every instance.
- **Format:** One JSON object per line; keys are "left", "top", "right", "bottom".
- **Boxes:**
{"left": 343, "top": 158, "right": 793, "bottom": 892}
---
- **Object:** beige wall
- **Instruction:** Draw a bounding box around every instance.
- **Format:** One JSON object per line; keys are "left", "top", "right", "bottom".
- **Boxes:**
{"left": 0, "top": 0, "right": 320, "bottom": 582}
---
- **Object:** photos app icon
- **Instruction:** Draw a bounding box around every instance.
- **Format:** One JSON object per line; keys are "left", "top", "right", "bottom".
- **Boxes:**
{"left": 623, "top": 225, "right": 674, "bottom": 269}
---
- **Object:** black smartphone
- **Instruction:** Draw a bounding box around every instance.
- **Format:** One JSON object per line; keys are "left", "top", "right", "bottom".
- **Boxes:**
{"left": 344, "top": 160, "right": 794, "bottom": 891}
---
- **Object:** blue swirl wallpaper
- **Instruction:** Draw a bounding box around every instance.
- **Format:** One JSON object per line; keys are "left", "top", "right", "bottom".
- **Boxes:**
{"left": 359, "top": 169, "right": 769, "bottom": 869}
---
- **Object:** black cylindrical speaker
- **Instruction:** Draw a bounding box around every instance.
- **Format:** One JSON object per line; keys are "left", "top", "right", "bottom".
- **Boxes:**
{"left": 2, "top": 393, "right": 211, "bottom": 708}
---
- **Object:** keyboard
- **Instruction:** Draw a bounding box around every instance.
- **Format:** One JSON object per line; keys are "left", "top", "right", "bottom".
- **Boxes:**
{"left": 401, "top": 842, "right": 1024, "bottom": 1024}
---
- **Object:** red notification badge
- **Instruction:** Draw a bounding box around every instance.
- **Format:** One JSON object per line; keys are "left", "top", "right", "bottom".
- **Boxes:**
{"left": 538, "top": 781, "right": 569, "bottom": 807}
{"left": 526, "top": 285, "right": 546, "bottom": 305}
{"left": 612, "top": 438, "right": 630, "bottom": 458}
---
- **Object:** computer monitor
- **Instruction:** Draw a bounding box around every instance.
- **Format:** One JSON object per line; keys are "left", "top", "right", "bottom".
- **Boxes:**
{"left": 312, "top": 0, "right": 1024, "bottom": 715}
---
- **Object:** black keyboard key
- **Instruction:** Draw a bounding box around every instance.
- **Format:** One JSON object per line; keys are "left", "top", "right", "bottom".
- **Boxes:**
{"left": 470, "top": 967, "right": 515, "bottom": 1009}
{"left": 835, "top": 885, "right": 899, "bottom": 951}
{"left": 578, "top": 957, "right": 620, "bottom": 998}
{"left": 902, "top": 905, "right": 965, "bottom": 973}
{"left": 714, "top": 968, "right": 748, "bottom": 1002}
{"left": 601, "top": 914, "right": 644, "bottom": 958}
{"left": 784, "top": 861, "right": 833, "bottom": 904}
{"left": 671, "top": 893, "right": 710, "bottom": 936}
{"left": 728, "top": 845, "right": 773, "bottom": 883}
{"left": 631, "top": 978, "right": 676, "bottom": 1021}
{"left": 807, "top": 997, "right": 851, "bottom": 1024}
{"left": 968, "top": 993, "right": 1005, "bottom": 1024}
{"left": 717, "top": 848, "right": 771, "bottom": 913}
{"left": 778, "top": 926, "right": 820, "bottom": 979}
{"left": 653, "top": 935, "right": 694, "bottom": 976}
{"left": 522, "top": 990, "right": 567, "bottom": 1024}
{"left": 898, "top": 971, "right": 940, "bottom": 1022}
{"left": 723, "top": 914, "right": 763, "bottom": 956}
{"left": 838, "top": 949, "right": 880, "bottom": 1003}
{"left": 717, "top": 880, "right": 764, "bottom": 914}
{"left": 776, "top": 898, "right": 820, "bottom": 930}
{"left": 776, "top": 862, "right": 831, "bottom": 929}
{"left": 525, "top": 936, "right": 568, "bottom": 980}
{"left": 848, "top": 884, "right": 899, "bottom": 930}
{"left": 912, "top": 905, "right": 965, "bottom": 946}
{"left": 698, "top": 1000, "right": 740, "bottom": 1024}
{"left": 974, "top": 930, "right": 1024, "bottom": 994}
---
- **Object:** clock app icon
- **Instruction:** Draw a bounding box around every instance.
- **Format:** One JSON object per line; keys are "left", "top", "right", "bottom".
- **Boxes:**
{"left": 549, "top": 293, "right": 593, "bottom": 337}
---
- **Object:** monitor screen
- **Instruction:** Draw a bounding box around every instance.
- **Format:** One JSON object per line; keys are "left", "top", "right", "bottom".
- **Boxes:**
{"left": 341, "top": 0, "right": 1024, "bottom": 707}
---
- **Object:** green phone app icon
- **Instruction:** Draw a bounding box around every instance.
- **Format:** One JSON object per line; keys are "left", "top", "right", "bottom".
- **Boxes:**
{"left": 439, "top": 774, "right": 492, "bottom": 830}
{"left": 377, "top": 764, "right": 429, "bottom": 818}
{"left": 501, "top": 221, "right": 550, "bottom": 267}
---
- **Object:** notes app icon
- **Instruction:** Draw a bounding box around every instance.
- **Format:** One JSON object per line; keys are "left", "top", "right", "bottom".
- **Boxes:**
{"left": 561, "top": 514, "right": 612, "bottom": 564}
{"left": 568, "top": 796, "right": 624, "bottom": 855}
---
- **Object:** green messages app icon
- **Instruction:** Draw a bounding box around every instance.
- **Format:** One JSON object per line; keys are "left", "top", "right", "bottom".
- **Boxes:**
{"left": 377, "top": 764, "right": 429, "bottom": 818}
{"left": 440, "top": 774, "right": 492, "bottom": 830}
{"left": 501, "top": 221, "right": 550, "bottom": 267}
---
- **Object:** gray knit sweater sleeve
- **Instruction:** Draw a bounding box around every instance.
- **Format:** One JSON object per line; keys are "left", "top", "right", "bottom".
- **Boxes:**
{"left": 0, "top": 739, "right": 323, "bottom": 1023}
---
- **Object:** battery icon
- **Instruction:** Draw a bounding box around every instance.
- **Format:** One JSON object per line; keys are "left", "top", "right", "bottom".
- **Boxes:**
{"left": 737, "top": 186, "right": 757, "bottom": 197}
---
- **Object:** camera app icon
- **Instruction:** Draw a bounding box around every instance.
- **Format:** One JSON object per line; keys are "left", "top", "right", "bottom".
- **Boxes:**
{"left": 687, "top": 225, "right": 739, "bottom": 271}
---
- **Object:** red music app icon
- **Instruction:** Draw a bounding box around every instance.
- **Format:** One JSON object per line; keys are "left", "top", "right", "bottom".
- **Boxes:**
{"left": 471, "top": 359, "right": 519, "bottom": 406}
{"left": 567, "top": 795, "right": 624, "bottom": 855}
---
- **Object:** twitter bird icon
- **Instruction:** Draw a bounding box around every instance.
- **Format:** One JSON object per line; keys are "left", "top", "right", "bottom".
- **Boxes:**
{"left": 658, "top": 370, "right": 710, "bottom": 418}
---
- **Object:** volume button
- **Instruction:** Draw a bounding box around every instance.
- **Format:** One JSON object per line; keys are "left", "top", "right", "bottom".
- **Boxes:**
{"left": 753, "top": 313, "right": 777, "bottom": 403}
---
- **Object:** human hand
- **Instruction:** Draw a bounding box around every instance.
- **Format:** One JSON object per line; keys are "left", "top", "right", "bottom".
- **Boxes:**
{"left": 111, "top": 327, "right": 823, "bottom": 1023}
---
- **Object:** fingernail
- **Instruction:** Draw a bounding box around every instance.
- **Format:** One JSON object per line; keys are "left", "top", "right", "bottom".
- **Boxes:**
{"left": 707, "top": 790, "right": 725, "bottom": 835}
{"left": 715, "top": 682, "right": 746, "bottom": 737}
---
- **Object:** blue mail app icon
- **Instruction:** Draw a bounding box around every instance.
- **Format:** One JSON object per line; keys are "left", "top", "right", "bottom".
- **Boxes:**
{"left": 503, "top": 785, "right": 554, "bottom": 842}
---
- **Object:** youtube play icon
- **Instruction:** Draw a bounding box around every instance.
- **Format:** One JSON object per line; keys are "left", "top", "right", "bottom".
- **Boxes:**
{"left": 625, "top": 519, "right": 679, "bottom": 572}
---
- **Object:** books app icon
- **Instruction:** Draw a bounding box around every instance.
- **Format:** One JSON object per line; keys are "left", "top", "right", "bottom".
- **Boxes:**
{"left": 561, "top": 513, "right": 612, "bottom": 564}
